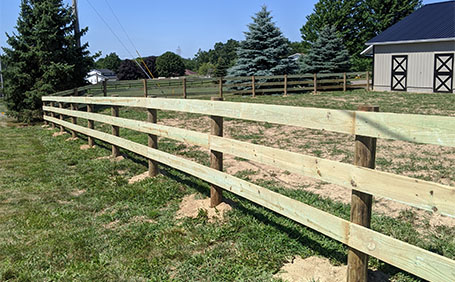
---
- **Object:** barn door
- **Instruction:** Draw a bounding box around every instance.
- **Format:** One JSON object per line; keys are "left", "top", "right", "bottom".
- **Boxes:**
{"left": 433, "top": 53, "right": 454, "bottom": 93}
{"left": 391, "top": 55, "right": 407, "bottom": 91}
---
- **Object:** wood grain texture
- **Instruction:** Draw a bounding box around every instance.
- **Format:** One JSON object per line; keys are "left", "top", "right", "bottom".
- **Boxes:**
{"left": 43, "top": 105, "right": 455, "bottom": 217}
{"left": 52, "top": 96, "right": 455, "bottom": 148}
{"left": 210, "top": 97, "right": 223, "bottom": 207}
{"left": 43, "top": 115, "right": 455, "bottom": 282}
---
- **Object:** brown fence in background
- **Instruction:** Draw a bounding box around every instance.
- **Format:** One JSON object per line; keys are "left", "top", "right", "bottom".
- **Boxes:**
{"left": 49, "top": 72, "right": 371, "bottom": 98}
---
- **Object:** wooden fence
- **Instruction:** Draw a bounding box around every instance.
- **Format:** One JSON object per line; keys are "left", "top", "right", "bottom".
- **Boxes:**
{"left": 49, "top": 72, "right": 371, "bottom": 98}
{"left": 41, "top": 96, "right": 455, "bottom": 282}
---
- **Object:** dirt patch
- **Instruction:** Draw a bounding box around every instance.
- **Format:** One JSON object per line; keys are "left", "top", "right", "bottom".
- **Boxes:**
{"left": 117, "top": 170, "right": 127, "bottom": 175}
{"left": 65, "top": 137, "right": 78, "bottom": 141}
{"left": 96, "top": 155, "right": 125, "bottom": 162}
{"left": 176, "top": 194, "right": 232, "bottom": 223}
{"left": 274, "top": 256, "right": 389, "bottom": 282}
{"left": 70, "top": 189, "right": 86, "bottom": 197}
{"left": 80, "top": 144, "right": 95, "bottom": 150}
{"left": 104, "top": 220, "right": 120, "bottom": 230}
{"left": 128, "top": 171, "right": 150, "bottom": 184}
{"left": 52, "top": 131, "right": 67, "bottom": 137}
{"left": 131, "top": 215, "right": 156, "bottom": 224}
{"left": 41, "top": 124, "right": 50, "bottom": 128}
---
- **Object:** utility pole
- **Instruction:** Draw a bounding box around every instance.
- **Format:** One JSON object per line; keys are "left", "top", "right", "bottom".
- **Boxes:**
{"left": 72, "top": 0, "right": 81, "bottom": 48}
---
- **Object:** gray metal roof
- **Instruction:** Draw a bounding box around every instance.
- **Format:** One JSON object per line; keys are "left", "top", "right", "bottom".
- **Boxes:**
{"left": 367, "top": 1, "right": 455, "bottom": 45}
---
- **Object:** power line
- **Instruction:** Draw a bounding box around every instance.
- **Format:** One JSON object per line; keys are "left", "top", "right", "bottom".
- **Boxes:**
{"left": 84, "top": 0, "right": 151, "bottom": 80}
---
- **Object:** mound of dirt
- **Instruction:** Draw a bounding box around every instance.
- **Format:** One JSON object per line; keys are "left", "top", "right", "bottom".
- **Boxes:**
{"left": 65, "top": 137, "right": 78, "bottom": 141}
{"left": 274, "top": 256, "right": 389, "bottom": 282}
{"left": 128, "top": 171, "right": 149, "bottom": 184}
{"left": 80, "top": 144, "right": 95, "bottom": 150}
{"left": 175, "top": 194, "right": 232, "bottom": 222}
{"left": 52, "top": 131, "right": 67, "bottom": 137}
{"left": 96, "top": 155, "right": 125, "bottom": 162}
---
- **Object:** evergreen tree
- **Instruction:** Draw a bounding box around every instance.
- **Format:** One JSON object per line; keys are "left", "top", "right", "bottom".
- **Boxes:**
{"left": 300, "top": 0, "right": 421, "bottom": 70}
{"left": 300, "top": 26, "right": 350, "bottom": 73}
{"left": 2, "top": 0, "right": 93, "bottom": 122}
{"left": 227, "top": 6, "right": 298, "bottom": 77}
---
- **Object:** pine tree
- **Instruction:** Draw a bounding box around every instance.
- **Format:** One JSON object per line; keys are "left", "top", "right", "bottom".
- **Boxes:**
{"left": 2, "top": 0, "right": 93, "bottom": 122}
{"left": 300, "top": 26, "right": 350, "bottom": 73}
{"left": 227, "top": 6, "right": 298, "bottom": 77}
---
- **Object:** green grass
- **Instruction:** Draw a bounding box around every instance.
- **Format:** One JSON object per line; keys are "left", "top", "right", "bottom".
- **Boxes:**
{"left": 2, "top": 90, "right": 455, "bottom": 280}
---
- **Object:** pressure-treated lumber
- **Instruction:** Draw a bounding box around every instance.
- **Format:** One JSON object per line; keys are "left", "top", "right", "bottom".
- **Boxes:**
{"left": 147, "top": 97, "right": 159, "bottom": 177}
{"left": 210, "top": 97, "right": 223, "bottom": 207}
{"left": 284, "top": 74, "right": 288, "bottom": 96}
{"left": 42, "top": 97, "right": 455, "bottom": 148}
{"left": 70, "top": 103, "right": 77, "bottom": 138}
{"left": 111, "top": 101, "right": 120, "bottom": 157}
{"left": 58, "top": 102, "right": 64, "bottom": 132}
{"left": 103, "top": 80, "right": 107, "bottom": 96}
{"left": 313, "top": 73, "right": 317, "bottom": 94}
{"left": 347, "top": 106, "right": 378, "bottom": 282}
{"left": 182, "top": 78, "right": 187, "bottom": 99}
{"left": 43, "top": 105, "right": 455, "bottom": 217}
{"left": 143, "top": 79, "right": 148, "bottom": 97}
{"left": 219, "top": 78, "right": 223, "bottom": 98}
{"left": 343, "top": 73, "right": 347, "bottom": 92}
{"left": 87, "top": 103, "right": 94, "bottom": 147}
{"left": 42, "top": 115, "right": 455, "bottom": 282}
{"left": 252, "top": 75, "right": 256, "bottom": 97}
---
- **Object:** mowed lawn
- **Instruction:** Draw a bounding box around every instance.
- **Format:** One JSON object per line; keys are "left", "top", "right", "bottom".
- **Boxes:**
{"left": 1, "top": 91, "right": 455, "bottom": 281}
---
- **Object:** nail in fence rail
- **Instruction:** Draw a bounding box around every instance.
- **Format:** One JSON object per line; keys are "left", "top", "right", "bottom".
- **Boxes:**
{"left": 41, "top": 96, "right": 455, "bottom": 282}
{"left": 210, "top": 97, "right": 224, "bottom": 207}
{"left": 148, "top": 95, "right": 159, "bottom": 177}
{"left": 347, "top": 105, "right": 378, "bottom": 282}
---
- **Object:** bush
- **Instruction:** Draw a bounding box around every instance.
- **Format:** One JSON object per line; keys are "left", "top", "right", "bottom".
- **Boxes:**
{"left": 156, "top": 52, "right": 185, "bottom": 78}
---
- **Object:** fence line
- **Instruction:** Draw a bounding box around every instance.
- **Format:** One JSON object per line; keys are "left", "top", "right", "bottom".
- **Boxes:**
{"left": 48, "top": 72, "right": 371, "bottom": 98}
{"left": 42, "top": 96, "right": 455, "bottom": 282}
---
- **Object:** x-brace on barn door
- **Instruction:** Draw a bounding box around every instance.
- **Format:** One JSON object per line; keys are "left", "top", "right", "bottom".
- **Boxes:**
{"left": 391, "top": 55, "right": 407, "bottom": 91}
{"left": 434, "top": 53, "right": 454, "bottom": 93}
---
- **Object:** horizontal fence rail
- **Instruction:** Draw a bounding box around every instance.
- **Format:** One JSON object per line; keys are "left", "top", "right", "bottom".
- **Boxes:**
{"left": 47, "top": 72, "right": 371, "bottom": 98}
{"left": 42, "top": 96, "right": 455, "bottom": 282}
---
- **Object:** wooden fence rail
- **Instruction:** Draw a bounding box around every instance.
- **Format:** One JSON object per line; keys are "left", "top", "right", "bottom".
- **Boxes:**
{"left": 48, "top": 72, "right": 371, "bottom": 98}
{"left": 42, "top": 96, "right": 455, "bottom": 282}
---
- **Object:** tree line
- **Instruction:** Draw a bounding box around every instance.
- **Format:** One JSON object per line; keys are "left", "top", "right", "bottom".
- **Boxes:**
{"left": 2, "top": 0, "right": 421, "bottom": 121}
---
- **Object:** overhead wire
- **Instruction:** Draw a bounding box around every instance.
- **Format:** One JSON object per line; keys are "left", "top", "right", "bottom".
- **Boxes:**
{"left": 103, "top": 0, "right": 161, "bottom": 82}
{"left": 84, "top": 0, "right": 153, "bottom": 81}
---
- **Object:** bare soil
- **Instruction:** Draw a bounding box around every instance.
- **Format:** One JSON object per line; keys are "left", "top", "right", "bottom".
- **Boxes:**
{"left": 275, "top": 256, "right": 389, "bottom": 282}
{"left": 175, "top": 194, "right": 232, "bottom": 223}
{"left": 128, "top": 171, "right": 149, "bottom": 184}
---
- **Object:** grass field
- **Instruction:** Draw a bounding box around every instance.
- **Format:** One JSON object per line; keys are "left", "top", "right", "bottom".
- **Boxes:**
{"left": 1, "top": 91, "right": 455, "bottom": 281}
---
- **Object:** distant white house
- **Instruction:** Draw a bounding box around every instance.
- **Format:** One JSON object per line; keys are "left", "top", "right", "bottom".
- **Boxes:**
{"left": 85, "top": 69, "right": 118, "bottom": 84}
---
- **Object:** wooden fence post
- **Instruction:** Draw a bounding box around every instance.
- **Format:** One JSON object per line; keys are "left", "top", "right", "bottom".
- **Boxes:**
{"left": 87, "top": 96, "right": 94, "bottom": 147}
{"left": 313, "top": 73, "right": 317, "bottom": 94}
{"left": 219, "top": 77, "right": 223, "bottom": 99}
{"left": 366, "top": 71, "right": 370, "bottom": 91}
{"left": 284, "top": 74, "right": 288, "bottom": 96}
{"left": 70, "top": 103, "right": 77, "bottom": 138}
{"left": 43, "top": 101, "right": 48, "bottom": 126}
{"left": 50, "top": 102, "right": 55, "bottom": 129}
{"left": 252, "top": 75, "right": 256, "bottom": 97}
{"left": 343, "top": 73, "right": 347, "bottom": 92}
{"left": 103, "top": 80, "right": 107, "bottom": 96}
{"left": 182, "top": 78, "right": 187, "bottom": 99}
{"left": 210, "top": 97, "right": 224, "bottom": 207}
{"left": 59, "top": 102, "right": 64, "bottom": 132}
{"left": 143, "top": 79, "right": 148, "bottom": 97}
{"left": 111, "top": 95, "right": 119, "bottom": 157}
{"left": 347, "top": 105, "right": 379, "bottom": 282}
{"left": 148, "top": 95, "right": 159, "bottom": 177}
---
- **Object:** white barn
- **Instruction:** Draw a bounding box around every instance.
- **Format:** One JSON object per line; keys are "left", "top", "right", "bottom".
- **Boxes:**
{"left": 85, "top": 69, "right": 118, "bottom": 85}
{"left": 362, "top": 1, "right": 455, "bottom": 93}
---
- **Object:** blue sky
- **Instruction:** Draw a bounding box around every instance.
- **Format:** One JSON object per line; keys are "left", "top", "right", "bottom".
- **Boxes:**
{"left": 0, "top": 0, "right": 441, "bottom": 59}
